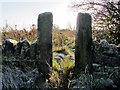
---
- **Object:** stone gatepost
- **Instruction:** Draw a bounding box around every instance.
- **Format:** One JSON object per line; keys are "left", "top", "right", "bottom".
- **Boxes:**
{"left": 37, "top": 12, "right": 53, "bottom": 80}
{"left": 75, "top": 13, "right": 93, "bottom": 74}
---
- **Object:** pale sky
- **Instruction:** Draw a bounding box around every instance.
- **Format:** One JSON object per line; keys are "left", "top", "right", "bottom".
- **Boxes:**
{"left": 0, "top": 0, "right": 78, "bottom": 29}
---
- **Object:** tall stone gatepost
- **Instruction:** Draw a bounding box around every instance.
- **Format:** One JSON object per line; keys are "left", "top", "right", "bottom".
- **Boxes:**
{"left": 75, "top": 13, "right": 93, "bottom": 74}
{"left": 37, "top": 12, "right": 53, "bottom": 80}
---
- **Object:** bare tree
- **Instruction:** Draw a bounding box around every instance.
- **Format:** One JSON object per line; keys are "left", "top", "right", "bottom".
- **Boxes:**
{"left": 71, "top": 0, "right": 120, "bottom": 44}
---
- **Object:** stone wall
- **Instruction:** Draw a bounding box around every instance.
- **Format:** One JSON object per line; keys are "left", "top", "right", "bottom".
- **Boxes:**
{"left": 1, "top": 12, "right": 120, "bottom": 82}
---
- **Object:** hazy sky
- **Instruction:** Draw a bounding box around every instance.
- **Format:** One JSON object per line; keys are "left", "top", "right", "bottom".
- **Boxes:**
{"left": 0, "top": 0, "right": 78, "bottom": 29}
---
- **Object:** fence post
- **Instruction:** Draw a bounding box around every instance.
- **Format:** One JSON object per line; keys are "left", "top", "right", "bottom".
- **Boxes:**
{"left": 75, "top": 13, "right": 93, "bottom": 74}
{"left": 37, "top": 12, "right": 53, "bottom": 80}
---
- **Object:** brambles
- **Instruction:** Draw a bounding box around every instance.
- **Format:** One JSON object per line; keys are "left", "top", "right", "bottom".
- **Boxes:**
{"left": 72, "top": 0, "right": 120, "bottom": 45}
{"left": 1, "top": 28, "right": 75, "bottom": 46}
{"left": 92, "top": 29, "right": 119, "bottom": 45}
{"left": 50, "top": 55, "right": 75, "bottom": 89}
{"left": 52, "top": 30, "right": 75, "bottom": 47}
{"left": 1, "top": 28, "right": 37, "bottom": 43}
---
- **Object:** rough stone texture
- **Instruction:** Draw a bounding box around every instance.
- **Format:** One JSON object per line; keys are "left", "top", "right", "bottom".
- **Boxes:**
{"left": 14, "top": 39, "right": 30, "bottom": 58}
{"left": 94, "top": 40, "right": 120, "bottom": 66}
{"left": 20, "top": 40, "right": 30, "bottom": 59}
{"left": 37, "top": 12, "right": 53, "bottom": 80}
{"left": 2, "top": 64, "right": 45, "bottom": 89}
{"left": 70, "top": 64, "right": 120, "bottom": 90}
{"left": 117, "top": 44, "right": 120, "bottom": 53}
{"left": 75, "top": 13, "right": 93, "bottom": 74}
{"left": 99, "top": 39, "right": 119, "bottom": 56}
{"left": 29, "top": 41, "right": 37, "bottom": 59}
{"left": 2, "top": 39, "right": 14, "bottom": 55}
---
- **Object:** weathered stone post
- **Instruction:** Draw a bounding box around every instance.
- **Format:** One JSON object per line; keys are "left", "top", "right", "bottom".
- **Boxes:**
{"left": 37, "top": 12, "right": 53, "bottom": 80}
{"left": 75, "top": 13, "right": 93, "bottom": 74}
